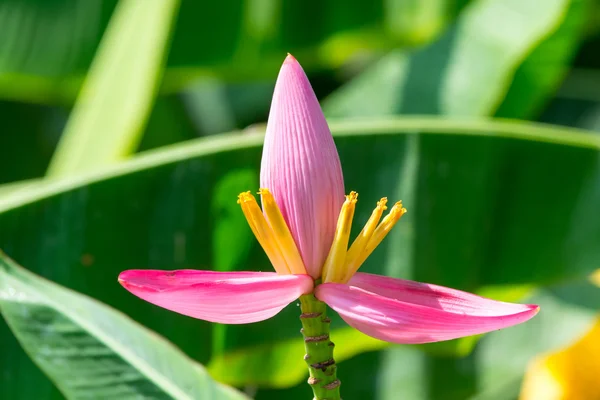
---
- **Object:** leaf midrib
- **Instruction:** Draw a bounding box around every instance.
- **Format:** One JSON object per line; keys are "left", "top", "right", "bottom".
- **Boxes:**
{"left": 0, "top": 116, "right": 598, "bottom": 214}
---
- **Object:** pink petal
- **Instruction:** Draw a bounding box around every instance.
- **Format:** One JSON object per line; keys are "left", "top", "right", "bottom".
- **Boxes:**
{"left": 315, "top": 272, "right": 539, "bottom": 344}
{"left": 260, "top": 54, "right": 345, "bottom": 279}
{"left": 119, "top": 270, "right": 313, "bottom": 324}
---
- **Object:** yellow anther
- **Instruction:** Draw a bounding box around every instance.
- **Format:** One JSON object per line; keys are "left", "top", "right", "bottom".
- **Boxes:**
{"left": 259, "top": 188, "right": 307, "bottom": 275}
{"left": 341, "top": 198, "right": 388, "bottom": 282}
{"left": 322, "top": 192, "right": 358, "bottom": 283}
{"left": 237, "top": 192, "right": 291, "bottom": 274}
{"left": 351, "top": 201, "right": 407, "bottom": 272}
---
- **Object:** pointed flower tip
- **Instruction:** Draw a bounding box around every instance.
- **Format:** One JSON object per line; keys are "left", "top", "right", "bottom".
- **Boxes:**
{"left": 118, "top": 269, "right": 159, "bottom": 293}
{"left": 278, "top": 53, "right": 308, "bottom": 83}
{"left": 284, "top": 52, "right": 297, "bottom": 64}
{"left": 117, "top": 271, "right": 130, "bottom": 287}
{"left": 529, "top": 304, "right": 541, "bottom": 315}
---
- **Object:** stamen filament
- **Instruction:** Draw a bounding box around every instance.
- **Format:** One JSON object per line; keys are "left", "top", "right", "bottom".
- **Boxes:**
{"left": 352, "top": 201, "right": 407, "bottom": 271}
{"left": 237, "top": 192, "right": 291, "bottom": 274}
{"left": 322, "top": 192, "right": 358, "bottom": 283}
{"left": 342, "top": 198, "right": 388, "bottom": 283}
{"left": 259, "top": 188, "right": 307, "bottom": 274}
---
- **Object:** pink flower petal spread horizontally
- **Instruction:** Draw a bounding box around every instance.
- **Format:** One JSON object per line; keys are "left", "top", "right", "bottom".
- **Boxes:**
{"left": 119, "top": 54, "right": 539, "bottom": 345}
{"left": 316, "top": 273, "right": 538, "bottom": 344}
{"left": 119, "top": 270, "right": 313, "bottom": 324}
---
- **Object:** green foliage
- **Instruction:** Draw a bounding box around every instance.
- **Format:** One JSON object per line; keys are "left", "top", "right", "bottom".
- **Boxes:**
{"left": 1, "top": 119, "right": 599, "bottom": 398}
{"left": 0, "top": 0, "right": 456, "bottom": 104}
{"left": 0, "top": 252, "right": 248, "bottom": 400}
{"left": 46, "top": 0, "right": 180, "bottom": 177}
{"left": 1, "top": 0, "right": 600, "bottom": 398}
{"left": 324, "top": 0, "right": 588, "bottom": 118}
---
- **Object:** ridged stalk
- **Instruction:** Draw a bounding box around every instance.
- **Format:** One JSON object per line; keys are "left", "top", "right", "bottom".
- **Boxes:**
{"left": 299, "top": 293, "right": 340, "bottom": 400}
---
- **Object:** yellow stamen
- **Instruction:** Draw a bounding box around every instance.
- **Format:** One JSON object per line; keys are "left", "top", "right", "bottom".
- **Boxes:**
{"left": 238, "top": 186, "right": 406, "bottom": 282}
{"left": 258, "top": 188, "right": 306, "bottom": 274}
{"left": 351, "top": 201, "right": 407, "bottom": 272}
{"left": 341, "top": 198, "right": 388, "bottom": 282}
{"left": 237, "top": 192, "right": 291, "bottom": 274}
{"left": 322, "top": 192, "right": 358, "bottom": 283}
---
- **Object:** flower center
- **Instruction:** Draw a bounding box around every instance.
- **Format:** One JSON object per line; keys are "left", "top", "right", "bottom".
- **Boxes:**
{"left": 238, "top": 189, "right": 406, "bottom": 283}
{"left": 321, "top": 192, "right": 406, "bottom": 283}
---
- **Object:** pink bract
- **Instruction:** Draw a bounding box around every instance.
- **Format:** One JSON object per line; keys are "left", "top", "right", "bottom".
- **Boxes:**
{"left": 260, "top": 54, "right": 345, "bottom": 279}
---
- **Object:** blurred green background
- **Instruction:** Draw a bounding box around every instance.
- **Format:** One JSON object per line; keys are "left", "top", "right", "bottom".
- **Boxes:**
{"left": 1, "top": 0, "right": 600, "bottom": 399}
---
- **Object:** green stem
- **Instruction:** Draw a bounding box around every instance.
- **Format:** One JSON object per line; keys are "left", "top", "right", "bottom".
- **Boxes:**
{"left": 299, "top": 293, "right": 340, "bottom": 400}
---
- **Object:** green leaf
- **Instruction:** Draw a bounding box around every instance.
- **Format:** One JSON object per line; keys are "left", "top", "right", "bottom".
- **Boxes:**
{"left": 0, "top": 116, "right": 598, "bottom": 392}
{"left": 324, "top": 0, "right": 588, "bottom": 118}
{"left": 0, "top": 251, "right": 247, "bottom": 400}
{"left": 440, "top": 0, "right": 576, "bottom": 116}
{"left": 0, "top": 0, "right": 109, "bottom": 82}
{"left": 46, "top": 0, "right": 180, "bottom": 177}
{"left": 494, "top": 0, "right": 590, "bottom": 118}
